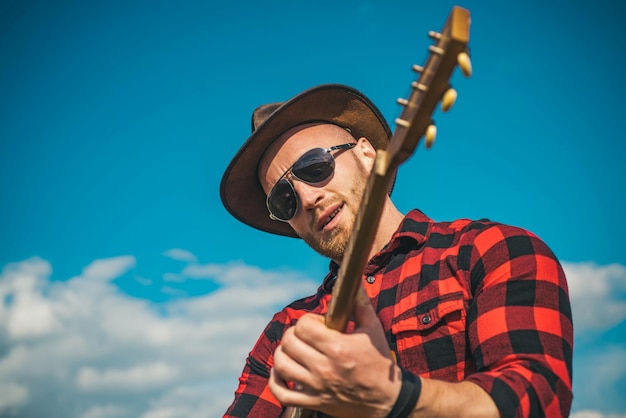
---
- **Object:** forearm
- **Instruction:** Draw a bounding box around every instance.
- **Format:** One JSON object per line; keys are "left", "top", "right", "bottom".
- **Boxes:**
{"left": 409, "top": 378, "right": 499, "bottom": 418}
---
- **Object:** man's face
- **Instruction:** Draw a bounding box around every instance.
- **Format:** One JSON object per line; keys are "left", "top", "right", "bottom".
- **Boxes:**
{"left": 258, "top": 123, "right": 376, "bottom": 261}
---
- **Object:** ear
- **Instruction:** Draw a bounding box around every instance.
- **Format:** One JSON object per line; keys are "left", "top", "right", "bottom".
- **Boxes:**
{"left": 355, "top": 137, "right": 377, "bottom": 167}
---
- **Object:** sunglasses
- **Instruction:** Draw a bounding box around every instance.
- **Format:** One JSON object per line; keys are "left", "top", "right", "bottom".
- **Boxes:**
{"left": 266, "top": 142, "right": 357, "bottom": 222}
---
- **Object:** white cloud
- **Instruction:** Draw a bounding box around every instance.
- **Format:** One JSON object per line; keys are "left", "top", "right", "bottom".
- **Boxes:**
{"left": 162, "top": 273, "right": 184, "bottom": 282}
{"left": 162, "top": 249, "right": 198, "bottom": 263}
{"left": 141, "top": 384, "right": 230, "bottom": 418}
{"left": 179, "top": 262, "right": 223, "bottom": 279}
{"left": 81, "top": 256, "right": 136, "bottom": 282}
{"left": 571, "top": 412, "right": 626, "bottom": 418}
{"left": 135, "top": 276, "right": 153, "bottom": 286}
{"left": 76, "top": 363, "right": 180, "bottom": 392}
{"left": 0, "top": 381, "right": 29, "bottom": 409}
{"left": 0, "top": 255, "right": 318, "bottom": 418}
{"left": 1, "top": 257, "right": 624, "bottom": 417}
{"left": 562, "top": 261, "right": 626, "bottom": 331}
{"left": 572, "top": 344, "right": 626, "bottom": 414}
{"left": 0, "top": 257, "right": 59, "bottom": 339}
{"left": 80, "top": 405, "right": 128, "bottom": 418}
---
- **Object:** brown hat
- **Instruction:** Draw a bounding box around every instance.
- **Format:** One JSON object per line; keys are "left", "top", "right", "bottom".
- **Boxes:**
{"left": 220, "top": 84, "right": 392, "bottom": 238}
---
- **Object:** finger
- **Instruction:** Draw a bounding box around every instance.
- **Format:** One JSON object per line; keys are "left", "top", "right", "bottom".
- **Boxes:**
{"left": 291, "top": 313, "right": 342, "bottom": 351}
{"left": 273, "top": 343, "right": 319, "bottom": 389}
{"left": 353, "top": 285, "right": 394, "bottom": 357}
{"left": 268, "top": 367, "right": 291, "bottom": 404}
{"left": 269, "top": 368, "right": 318, "bottom": 408}
{"left": 281, "top": 324, "right": 328, "bottom": 374}
{"left": 353, "top": 284, "right": 379, "bottom": 329}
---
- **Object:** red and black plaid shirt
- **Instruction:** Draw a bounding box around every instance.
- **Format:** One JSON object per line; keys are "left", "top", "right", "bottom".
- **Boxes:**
{"left": 224, "top": 209, "right": 573, "bottom": 417}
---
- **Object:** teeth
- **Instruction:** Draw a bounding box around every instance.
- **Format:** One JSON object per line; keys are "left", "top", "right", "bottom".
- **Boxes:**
{"left": 322, "top": 207, "right": 341, "bottom": 228}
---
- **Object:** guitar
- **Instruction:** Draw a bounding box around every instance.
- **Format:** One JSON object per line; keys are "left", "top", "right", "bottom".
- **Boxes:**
{"left": 284, "top": 6, "right": 471, "bottom": 417}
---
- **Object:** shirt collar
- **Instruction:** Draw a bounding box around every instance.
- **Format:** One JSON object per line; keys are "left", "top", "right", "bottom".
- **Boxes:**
{"left": 323, "top": 209, "right": 433, "bottom": 284}
{"left": 392, "top": 209, "right": 433, "bottom": 246}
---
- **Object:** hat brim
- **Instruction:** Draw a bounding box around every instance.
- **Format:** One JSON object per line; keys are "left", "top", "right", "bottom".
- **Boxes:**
{"left": 220, "top": 84, "right": 392, "bottom": 238}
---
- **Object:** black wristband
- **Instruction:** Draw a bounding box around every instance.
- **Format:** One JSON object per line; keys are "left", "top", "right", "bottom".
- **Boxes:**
{"left": 387, "top": 368, "right": 422, "bottom": 418}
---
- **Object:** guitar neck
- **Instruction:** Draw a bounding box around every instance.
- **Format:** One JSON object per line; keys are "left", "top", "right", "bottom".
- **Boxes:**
{"left": 283, "top": 7, "right": 471, "bottom": 418}
{"left": 325, "top": 6, "right": 470, "bottom": 331}
{"left": 325, "top": 149, "right": 394, "bottom": 331}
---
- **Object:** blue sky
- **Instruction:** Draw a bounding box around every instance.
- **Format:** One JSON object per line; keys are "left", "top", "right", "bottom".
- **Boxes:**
{"left": 1, "top": 0, "right": 625, "bottom": 417}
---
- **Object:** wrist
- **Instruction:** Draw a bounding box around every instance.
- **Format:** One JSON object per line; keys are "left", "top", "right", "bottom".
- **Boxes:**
{"left": 386, "top": 368, "right": 421, "bottom": 418}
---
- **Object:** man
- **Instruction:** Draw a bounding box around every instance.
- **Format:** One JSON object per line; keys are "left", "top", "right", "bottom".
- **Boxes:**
{"left": 221, "top": 84, "right": 573, "bottom": 417}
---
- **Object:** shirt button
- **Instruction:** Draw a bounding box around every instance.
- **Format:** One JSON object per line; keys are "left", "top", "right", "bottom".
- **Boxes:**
{"left": 366, "top": 275, "right": 376, "bottom": 284}
{"left": 421, "top": 314, "right": 432, "bottom": 325}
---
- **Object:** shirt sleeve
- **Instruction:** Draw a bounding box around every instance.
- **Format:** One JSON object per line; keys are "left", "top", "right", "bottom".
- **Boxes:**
{"left": 463, "top": 223, "right": 573, "bottom": 417}
{"left": 223, "top": 315, "right": 286, "bottom": 417}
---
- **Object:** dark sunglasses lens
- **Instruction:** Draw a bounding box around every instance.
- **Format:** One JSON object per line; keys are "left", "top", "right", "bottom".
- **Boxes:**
{"left": 292, "top": 148, "right": 334, "bottom": 183}
{"left": 268, "top": 179, "right": 297, "bottom": 221}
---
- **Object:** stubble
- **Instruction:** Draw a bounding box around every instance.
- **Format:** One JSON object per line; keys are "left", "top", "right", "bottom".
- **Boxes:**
{"left": 301, "top": 156, "right": 368, "bottom": 261}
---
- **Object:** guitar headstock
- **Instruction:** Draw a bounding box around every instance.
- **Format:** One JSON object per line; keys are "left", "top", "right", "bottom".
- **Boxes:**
{"left": 389, "top": 6, "right": 471, "bottom": 165}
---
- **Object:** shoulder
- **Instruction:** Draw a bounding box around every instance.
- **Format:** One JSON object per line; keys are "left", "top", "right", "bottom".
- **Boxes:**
{"left": 421, "top": 216, "right": 543, "bottom": 258}
{"left": 460, "top": 220, "right": 558, "bottom": 264}
{"left": 261, "top": 282, "right": 331, "bottom": 342}
{"left": 454, "top": 220, "right": 564, "bottom": 294}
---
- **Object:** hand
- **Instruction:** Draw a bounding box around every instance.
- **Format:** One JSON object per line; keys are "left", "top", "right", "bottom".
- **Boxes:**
{"left": 269, "top": 287, "right": 402, "bottom": 418}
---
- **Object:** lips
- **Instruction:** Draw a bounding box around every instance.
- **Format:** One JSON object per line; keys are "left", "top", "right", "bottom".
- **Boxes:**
{"left": 317, "top": 203, "right": 343, "bottom": 231}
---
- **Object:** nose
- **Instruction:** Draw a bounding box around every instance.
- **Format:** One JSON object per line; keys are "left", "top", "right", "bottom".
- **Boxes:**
{"left": 292, "top": 179, "right": 324, "bottom": 212}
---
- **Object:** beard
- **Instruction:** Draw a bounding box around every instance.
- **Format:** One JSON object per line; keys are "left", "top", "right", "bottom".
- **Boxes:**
{"left": 300, "top": 157, "right": 368, "bottom": 261}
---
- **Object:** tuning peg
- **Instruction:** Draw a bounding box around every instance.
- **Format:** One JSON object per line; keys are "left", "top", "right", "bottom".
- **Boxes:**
{"left": 441, "top": 88, "right": 457, "bottom": 112}
{"left": 428, "top": 30, "right": 442, "bottom": 40}
{"left": 429, "top": 45, "right": 445, "bottom": 56}
{"left": 411, "top": 81, "right": 428, "bottom": 92}
{"left": 425, "top": 124, "right": 437, "bottom": 149}
{"left": 457, "top": 51, "right": 472, "bottom": 77}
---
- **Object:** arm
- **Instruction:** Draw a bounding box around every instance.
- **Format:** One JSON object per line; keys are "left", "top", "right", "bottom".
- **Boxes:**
{"left": 224, "top": 319, "right": 285, "bottom": 417}
{"left": 269, "top": 287, "right": 499, "bottom": 418}
{"left": 269, "top": 226, "right": 573, "bottom": 417}
{"left": 463, "top": 225, "right": 573, "bottom": 417}
{"left": 225, "top": 274, "right": 339, "bottom": 417}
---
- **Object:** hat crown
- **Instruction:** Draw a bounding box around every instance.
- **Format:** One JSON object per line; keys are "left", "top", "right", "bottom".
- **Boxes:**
{"left": 221, "top": 84, "right": 392, "bottom": 238}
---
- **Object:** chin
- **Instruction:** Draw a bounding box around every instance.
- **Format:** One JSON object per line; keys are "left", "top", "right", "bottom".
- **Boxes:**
{"left": 306, "top": 226, "right": 351, "bottom": 261}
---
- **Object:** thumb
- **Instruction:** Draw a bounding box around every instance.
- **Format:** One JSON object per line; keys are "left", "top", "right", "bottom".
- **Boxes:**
{"left": 353, "top": 284, "right": 393, "bottom": 356}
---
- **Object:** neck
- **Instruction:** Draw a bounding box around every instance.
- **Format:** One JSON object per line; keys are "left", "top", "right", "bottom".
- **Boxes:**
{"left": 332, "top": 197, "right": 405, "bottom": 265}
{"left": 368, "top": 199, "right": 405, "bottom": 260}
